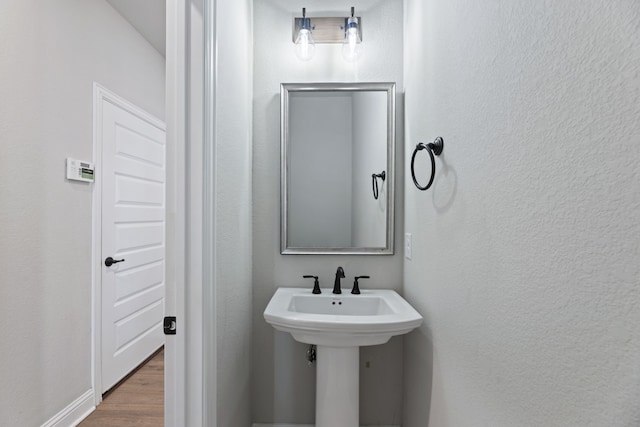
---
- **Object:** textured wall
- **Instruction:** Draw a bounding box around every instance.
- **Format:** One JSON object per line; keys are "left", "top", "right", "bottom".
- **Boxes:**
{"left": 252, "top": 0, "right": 405, "bottom": 424}
{"left": 402, "top": 1, "right": 640, "bottom": 426}
{"left": 0, "top": 0, "right": 165, "bottom": 425}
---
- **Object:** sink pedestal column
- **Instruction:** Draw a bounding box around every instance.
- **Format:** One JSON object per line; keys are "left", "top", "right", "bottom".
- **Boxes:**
{"left": 316, "top": 345, "right": 359, "bottom": 427}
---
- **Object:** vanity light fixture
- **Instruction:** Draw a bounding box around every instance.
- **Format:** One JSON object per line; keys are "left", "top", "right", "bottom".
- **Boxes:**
{"left": 342, "top": 7, "right": 362, "bottom": 62}
{"left": 294, "top": 8, "right": 315, "bottom": 61}
{"left": 292, "top": 7, "right": 363, "bottom": 62}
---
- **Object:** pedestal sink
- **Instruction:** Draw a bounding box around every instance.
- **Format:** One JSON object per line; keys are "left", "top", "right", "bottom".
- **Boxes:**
{"left": 264, "top": 288, "right": 423, "bottom": 427}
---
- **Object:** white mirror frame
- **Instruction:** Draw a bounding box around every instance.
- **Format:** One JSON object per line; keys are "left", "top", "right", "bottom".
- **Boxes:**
{"left": 280, "top": 82, "right": 396, "bottom": 255}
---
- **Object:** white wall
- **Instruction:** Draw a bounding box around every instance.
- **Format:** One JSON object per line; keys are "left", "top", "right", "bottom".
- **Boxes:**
{"left": 214, "top": 0, "right": 254, "bottom": 425}
{"left": 0, "top": 0, "right": 165, "bottom": 425}
{"left": 252, "top": 0, "right": 404, "bottom": 424}
{"left": 403, "top": 1, "right": 640, "bottom": 426}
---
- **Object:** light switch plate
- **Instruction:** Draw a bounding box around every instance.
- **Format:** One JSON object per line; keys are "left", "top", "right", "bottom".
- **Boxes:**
{"left": 405, "top": 233, "right": 412, "bottom": 260}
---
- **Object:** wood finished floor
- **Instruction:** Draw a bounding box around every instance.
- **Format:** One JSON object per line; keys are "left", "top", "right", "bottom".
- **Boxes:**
{"left": 79, "top": 349, "right": 164, "bottom": 426}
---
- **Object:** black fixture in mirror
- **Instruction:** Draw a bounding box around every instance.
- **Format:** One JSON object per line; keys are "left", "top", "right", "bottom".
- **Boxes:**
{"left": 372, "top": 171, "right": 385, "bottom": 200}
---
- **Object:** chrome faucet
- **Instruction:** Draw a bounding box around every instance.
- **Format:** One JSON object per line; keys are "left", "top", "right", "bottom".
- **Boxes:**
{"left": 333, "top": 266, "right": 345, "bottom": 294}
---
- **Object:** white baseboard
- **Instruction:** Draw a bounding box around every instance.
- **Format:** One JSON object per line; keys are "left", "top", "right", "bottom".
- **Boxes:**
{"left": 252, "top": 424, "right": 400, "bottom": 427}
{"left": 41, "top": 389, "right": 95, "bottom": 427}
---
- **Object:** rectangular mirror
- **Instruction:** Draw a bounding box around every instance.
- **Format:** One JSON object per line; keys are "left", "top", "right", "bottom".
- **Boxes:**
{"left": 281, "top": 82, "right": 395, "bottom": 255}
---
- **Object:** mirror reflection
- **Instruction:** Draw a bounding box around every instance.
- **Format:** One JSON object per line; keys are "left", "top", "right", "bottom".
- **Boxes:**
{"left": 281, "top": 83, "right": 395, "bottom": 254}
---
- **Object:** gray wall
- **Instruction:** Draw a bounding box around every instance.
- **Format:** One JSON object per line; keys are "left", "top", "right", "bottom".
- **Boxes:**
{"left": 252, "top": 0, "right": 405, "bottom": 424}
{"left": 288, "top": 93, "right": 353, "bottom": 247}
{"left": 0, "top": 0, "right": 165, "bottom": 425}
{"left": 214, "top": 0, "right": 254, "bottom": 425}
{"left": 351, "top": 91, "right": 388, "bottom": 247}
{"left": 402, "top": 1, "right": 640, "bottom": 426}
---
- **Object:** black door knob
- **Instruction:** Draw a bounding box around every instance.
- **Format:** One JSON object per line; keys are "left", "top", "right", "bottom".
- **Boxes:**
{"left": 105, "top": 257, "right": 125, "bottom": 267}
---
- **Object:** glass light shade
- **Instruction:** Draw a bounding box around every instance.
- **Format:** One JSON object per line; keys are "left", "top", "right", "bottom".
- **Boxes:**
{"left": 295, "top": 28, "right": 315, "bottom": 61}
{"left": 342, "top": 17, "right": 362, "bottom": 62}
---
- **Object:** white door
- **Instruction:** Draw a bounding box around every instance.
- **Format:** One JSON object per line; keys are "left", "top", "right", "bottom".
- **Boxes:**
{"left": 100, "top": 97, "right": 166, "bottom": 393}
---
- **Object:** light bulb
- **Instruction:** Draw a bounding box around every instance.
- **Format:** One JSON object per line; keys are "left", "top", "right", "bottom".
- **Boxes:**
{"left": 294, "top": 18, "right": 315, "bottom": 61}
{"left": 342, "top": 16, "right": 362, "bottom": 62}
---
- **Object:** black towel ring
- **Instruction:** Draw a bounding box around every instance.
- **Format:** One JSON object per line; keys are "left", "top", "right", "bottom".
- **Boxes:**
{"left": 372, "top": 171, "right": 386, "bottom": 200}
{"left": 411, "top": 137, "right": 444, "bottom": 191}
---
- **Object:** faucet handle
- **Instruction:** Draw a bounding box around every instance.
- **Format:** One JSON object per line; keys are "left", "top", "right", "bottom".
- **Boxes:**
{"left": 303, "top": 275, "right": 321, "bottom": 294}
{"left": 352, "top": 275, "right": 370, "bottom": 294}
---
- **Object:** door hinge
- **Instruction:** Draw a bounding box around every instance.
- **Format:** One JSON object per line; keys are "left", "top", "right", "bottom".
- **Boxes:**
{"left": 163, "top": 316, "right": 177, "bottom": 335}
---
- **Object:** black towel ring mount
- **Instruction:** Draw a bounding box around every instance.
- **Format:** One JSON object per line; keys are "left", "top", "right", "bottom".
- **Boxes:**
{"left": 372, "top": 171, "right": 386, "bottom": 200}
{"left": 411, "top": 137, "right": 444, "bottom": 191}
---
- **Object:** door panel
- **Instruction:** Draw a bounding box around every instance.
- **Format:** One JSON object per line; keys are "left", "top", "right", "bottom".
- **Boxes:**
{"left": 115, "top": 125, "right": 165, "bottom": 165}
{"left": 101, "top": 99, "right": 166, "bottom": 393}
{"left": 115, "top": 223, "right": 164, "bottom": 251}
{"left": 115, "top": 262, "right": 164, "bottom": 301}
{"left": 114, "top": 300, "right": 164, "bottom": 350}
{"left": 116, "top": 176, "right": 164, "bottom": 205}
{"left": 115, "top": 156, "right": 165, "bottom": 183}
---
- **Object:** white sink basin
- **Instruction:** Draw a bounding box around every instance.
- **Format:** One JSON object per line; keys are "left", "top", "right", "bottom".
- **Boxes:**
{"left": 264, "top": 287, "right": 423, "bottom": 427}
{"left": 264, "top": 288, "right": 423, "bottom": 347}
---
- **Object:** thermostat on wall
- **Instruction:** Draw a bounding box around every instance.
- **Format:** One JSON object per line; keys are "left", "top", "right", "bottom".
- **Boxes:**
{"left": 66, "top": 158, "right": 94, "bottom": 183}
